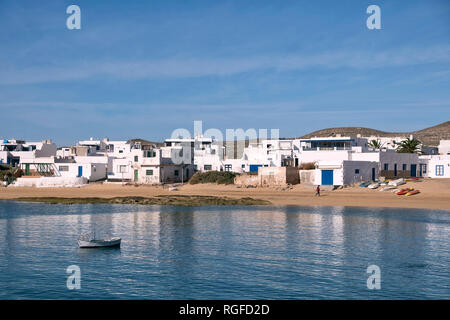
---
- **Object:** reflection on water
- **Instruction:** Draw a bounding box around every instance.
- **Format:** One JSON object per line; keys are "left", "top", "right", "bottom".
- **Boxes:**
{"left": 0, "top": 201, "right": 449, "bottom": 299}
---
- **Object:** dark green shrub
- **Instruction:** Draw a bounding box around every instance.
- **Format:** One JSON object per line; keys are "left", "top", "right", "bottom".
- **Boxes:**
{"left": 189, "top": 171, "right": 237, "bottom": 185}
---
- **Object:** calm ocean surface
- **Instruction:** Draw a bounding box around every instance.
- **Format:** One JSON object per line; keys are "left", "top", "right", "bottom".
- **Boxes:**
{"left": 0, "top": 201, "right": 449, "bottom": 299}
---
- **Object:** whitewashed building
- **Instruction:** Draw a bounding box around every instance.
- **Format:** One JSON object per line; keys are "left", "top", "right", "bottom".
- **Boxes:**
{"left": 291, "top": 136, "right": 422, "bottom": 185}
{"left": 419, "top": 155, "right": 450, "bottom": 178}
{"left": 0, "top": 139, "right": 57, "bottom": 166}
{"left": 242, "top": 139, "right": 293, "bottom": 173}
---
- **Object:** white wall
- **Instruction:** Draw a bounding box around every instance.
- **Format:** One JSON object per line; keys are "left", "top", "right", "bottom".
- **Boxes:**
{"left": 420, "top": 155, "right": 450, "bottom": 178}
{"left": 438, "top": 140, "right": 450, "bottom": 155}
{"left": 57, "top": 162, "right": 106, "bottom": 181}
{"left": 342, "top": 160, "right": 378, "bottom": 185}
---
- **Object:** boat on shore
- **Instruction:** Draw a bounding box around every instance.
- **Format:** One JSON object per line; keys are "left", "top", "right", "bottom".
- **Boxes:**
{"left": 388, "top": 178, "right": 406, "bottom": 187}
{"left": 78, "top": 233, "right": 121, "bottom": 248}
{"left": 368, "top": 183, "right": 380, "bottom": 189}
{"left": 405, "top": 190, "right": 420, "bottom": 196}
{"left": 379, "top": 185, "right": 395, "bottom": 191}
{"left": 397, "top": 188, "right": 413, "bottom": 196}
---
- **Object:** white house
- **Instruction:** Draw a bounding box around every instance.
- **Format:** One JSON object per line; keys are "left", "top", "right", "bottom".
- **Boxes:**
{"left": 105, "top": 138, "right": 194, "bottom": 184}
{"left": 18, "top": 156, "right": 107, "bottom": 182}
{"left": 193, "top": 136, "right": 225, "bottom": 172}
{"left": 419, "top": 155, "right": 450, "bottom": 178}
{"left": 0, "top": 139, "right": 57, "bottom": 166}
{"left": 242, "top": 139, "right": 293, "bottom": 173}
{"left": 314, "top": 160, "right": 379, "bottom": 186}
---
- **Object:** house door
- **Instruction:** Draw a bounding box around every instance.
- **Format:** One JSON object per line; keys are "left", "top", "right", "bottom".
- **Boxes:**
{"left": 77, "top": 166, "right": 83, "bottom": 177}
{"left": 25, "top": 164, "right": 30, "bottom": 176}
{"left": 394, "top": 164, "right": 397, "bottom": 177}
{"left": 321, "top": 170, "right": 333, "bottom": 185}
{"left": 134, "top": 169, "right": 139, "bottom": 182}
{"left": 371, "top": 167, "right": 376, "bottom": 181}
{"left": 410, "top": 164, "right": 417, "bottom": 177}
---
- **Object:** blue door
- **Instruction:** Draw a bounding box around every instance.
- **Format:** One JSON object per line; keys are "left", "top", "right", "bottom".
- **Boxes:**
{"left": 77, "top": 166, "right": 83, "bottom": 177}
{"left": 410, "top": 164, "right": 417, "bottom": 177}
{"left": 321, "top": 170, "right": 333, "bottom": 185}
{"left": 249, "top": 164, "right": 262, "bottom": 173}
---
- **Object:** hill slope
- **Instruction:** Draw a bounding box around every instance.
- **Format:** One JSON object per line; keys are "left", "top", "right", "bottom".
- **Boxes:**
{"left": 300, "top": 121, "right": 450, "bottom": 146}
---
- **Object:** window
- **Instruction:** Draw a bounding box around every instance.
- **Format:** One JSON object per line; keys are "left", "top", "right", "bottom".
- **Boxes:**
{"left": 355, "top": 169, "right": 360, "bottom": 174}
{"left": 146, "top": 151, "right": 156, "bottom": 158}
{"left": 422, "top": 164, "right": 427, "bottom": 174}
{"left": 134, "top": 156, "right": 138, "bottom": 162}
{"left": 59, "top": 165, "right": 69, "bottom": 171}
{"left": 118, "top": 165, "right": 128, "bottom": 173}
{"left": 119, "top": 150, "right": 123, "bottom": 153}
{"left": 174, "top": 170, "right": 179, "bottom": 176}
{"left": 204, "top": 165, "right": 212, "bottom": 171}
{"left": 383, "top": 163, "right": 389, "bottom": 171}
{"left": 402, "top": 164, "right": 407, "bottom": 171}
{"left": 241, "top": 164, "right": 245, "bottom": 168}
{"left": 224, "top": 164, "right": 232, "bottom": 171}
{"left": 436, "top": 165, "right": 444, "bottom": 176}
{"left": 146, "top": 170, "right": 153, "bottom": 176}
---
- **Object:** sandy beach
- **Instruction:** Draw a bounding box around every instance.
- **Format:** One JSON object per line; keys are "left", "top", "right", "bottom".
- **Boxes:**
{"left": 1, "top": 178, "right": 449, "bottom": 210}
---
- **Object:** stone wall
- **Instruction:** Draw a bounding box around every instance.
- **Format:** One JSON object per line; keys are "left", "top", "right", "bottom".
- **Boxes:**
{"left": 299, "top": 170, "right": 315, "bottom": 185}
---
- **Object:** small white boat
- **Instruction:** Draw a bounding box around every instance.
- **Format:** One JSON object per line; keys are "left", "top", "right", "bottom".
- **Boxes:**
{"left": 379, "top": 185, "right": 395, "bottom": 191}
{"left": 368, "top": 183, "right": 380, "bottom": 189}
{"left": 78, "top": 233, "right": 121, "bottom": 248}
{"left": 388, "top": 178, "right": 406, "bottom": 187}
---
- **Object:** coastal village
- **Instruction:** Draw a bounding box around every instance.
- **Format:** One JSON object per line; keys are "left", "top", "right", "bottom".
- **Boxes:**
{"left": 1, "top": 127, "right": 450, "bottom": 190}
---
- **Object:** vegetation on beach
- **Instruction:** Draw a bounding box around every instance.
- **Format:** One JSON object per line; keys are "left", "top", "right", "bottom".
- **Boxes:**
{"left": 189, "top": 171, "right": 237, "bottom": 185}
{"left": 0, "top": 165, "right": 20, "bottom": 184}
{"left": 9, "top": 195, "right": 270, "bottom": 206}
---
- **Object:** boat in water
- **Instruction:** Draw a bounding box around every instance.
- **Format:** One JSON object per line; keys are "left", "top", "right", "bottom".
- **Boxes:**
{"left": 78, "top": 232, "right": 121, "bottom": 248}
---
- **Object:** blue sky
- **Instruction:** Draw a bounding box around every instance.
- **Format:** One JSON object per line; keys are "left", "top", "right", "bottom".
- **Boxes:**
{"left": 0, "top": 0, "right": 449, "bottom": 145}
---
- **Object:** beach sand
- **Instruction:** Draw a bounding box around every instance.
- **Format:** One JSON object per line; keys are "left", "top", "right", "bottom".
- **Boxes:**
{"left": 1, "top": 178, "right": 449, "bottom": 210}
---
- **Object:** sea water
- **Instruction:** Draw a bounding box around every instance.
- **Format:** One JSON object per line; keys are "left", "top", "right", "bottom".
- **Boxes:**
{"left": 0, "top": 201, "right": 449, "bottom": 299}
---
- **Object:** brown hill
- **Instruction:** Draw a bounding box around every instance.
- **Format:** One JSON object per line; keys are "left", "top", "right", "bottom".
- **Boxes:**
{"left": 300, "top": 121, "right": 450, "bottom": 146}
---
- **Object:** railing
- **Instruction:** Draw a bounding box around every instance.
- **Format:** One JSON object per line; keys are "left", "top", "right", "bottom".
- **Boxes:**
{"left": 302, "top": 147, "right": 352, "bottom": 151}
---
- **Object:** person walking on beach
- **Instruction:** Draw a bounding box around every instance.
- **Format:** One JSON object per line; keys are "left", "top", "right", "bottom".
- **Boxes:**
{"left": 315, "top": 185, "right": 320, "bottom": 196}
{"left": 316, "top": 185, "right": 321, "bottom": 196}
